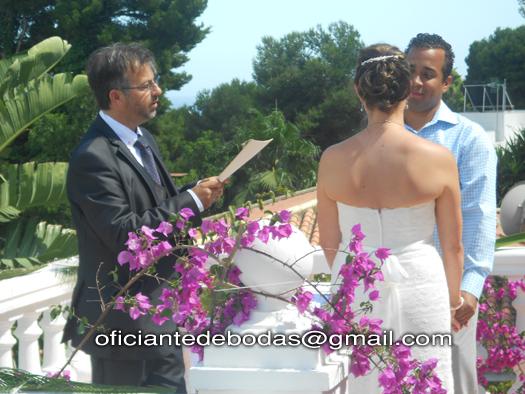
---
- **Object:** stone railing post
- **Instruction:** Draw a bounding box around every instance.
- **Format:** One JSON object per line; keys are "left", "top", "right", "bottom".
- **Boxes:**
{"left": 14, "top": 311, "right": 43, "bottom": 374}
{"left": 41, "top": 308, "right": 68, "bottom": 372}
{"left": 0, "top": 320, "right": 16, "bottom": 368}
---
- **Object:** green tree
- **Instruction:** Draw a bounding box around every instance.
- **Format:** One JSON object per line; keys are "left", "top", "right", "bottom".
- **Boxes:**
{"left": 185, "top": 79, "right": 262, "bottom": 140}
{"left": 228, "top": 110, "right": 320, "bottom": 206}
{"left": 295, "top": 85, "right": 362, "bottom": 149}
{"left": 519, "top": 0, "right": 525, "bottom": 17}
{"left": 149, "top": 106, "right": 191, "bottom": 173}
{"left": 253, "top": 21, "right": 364, "bottom": 149}
{"left": 0, "top": 0, "right": 209, "bottom": 90}
{"left": 465, "top": 26, "right": 525, "bottom": 109}
{"left": 0, "top": 37, "right": 89, "bottom": 279}
{"left": 172, "top": 110, "right": 319, "bottom": 212}
{"left": 443, "top": 69, "right": 466, "bottom": 112}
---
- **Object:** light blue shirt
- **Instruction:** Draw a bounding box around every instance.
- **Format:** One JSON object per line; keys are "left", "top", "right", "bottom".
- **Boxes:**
{"left": 99, "top": 111, "right": 204, "bottom": 212}
{"left": 405, "top": 102, "right": 497, "bottom": 299}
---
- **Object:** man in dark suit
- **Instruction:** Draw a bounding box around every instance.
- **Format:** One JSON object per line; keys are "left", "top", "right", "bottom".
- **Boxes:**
{"left": 63, "top": 43, "right": 224, "bottom": 391}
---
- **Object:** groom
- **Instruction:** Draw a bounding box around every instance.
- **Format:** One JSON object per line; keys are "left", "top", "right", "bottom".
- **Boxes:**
{"left": 63, "top": 43, "right": 224, "bottom": 390}
{"left": 404, "top": 33, "right": 497, "bottom": 393}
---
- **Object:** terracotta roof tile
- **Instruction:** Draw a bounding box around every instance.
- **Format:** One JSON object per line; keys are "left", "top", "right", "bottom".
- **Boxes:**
{"left": 247, "top": 188, "right": 317, "bottom": 220}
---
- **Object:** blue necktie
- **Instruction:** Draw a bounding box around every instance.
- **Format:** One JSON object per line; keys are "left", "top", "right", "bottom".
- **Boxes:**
{"left": 134, "top": 136, "right": 161, "bottom": 185}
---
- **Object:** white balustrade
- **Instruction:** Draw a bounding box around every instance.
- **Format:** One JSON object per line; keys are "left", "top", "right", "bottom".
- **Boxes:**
{"left": 41, "top": 309, "right": 68, "bottom": 372}
{"left": 0, "top": 257, "right": 91, "bottom": 382}
{"left": 0, "top": 320, "right": 16, "bottom": 368}
{"left": 14, "top": 311, "right": 44, "bottom": 374}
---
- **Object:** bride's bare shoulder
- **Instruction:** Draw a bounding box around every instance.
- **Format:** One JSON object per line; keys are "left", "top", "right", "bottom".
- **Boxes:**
{"left": 321, "top": 136, "right": 360, "bottom": 159}
{"left": 407, "top": 136, "right": 455, "bottom": 166}
{"left": 319, "top": 141, "right": 348, "bottom": 175}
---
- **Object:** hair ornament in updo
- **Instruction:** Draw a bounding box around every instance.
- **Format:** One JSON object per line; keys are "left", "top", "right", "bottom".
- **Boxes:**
{"left": 360, "top": 55, "right": 399, "bottom": 66}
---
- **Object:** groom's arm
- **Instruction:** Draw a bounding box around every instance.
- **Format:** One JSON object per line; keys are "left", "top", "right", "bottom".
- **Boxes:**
{"left": 454, "top": 124, "right": 497, "bottom": 326}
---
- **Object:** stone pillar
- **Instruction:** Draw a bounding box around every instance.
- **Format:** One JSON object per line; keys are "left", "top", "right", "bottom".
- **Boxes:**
{"left": 14, "top": 311, "right": 43, "bottom": 374}
{"left": 0, "top": 320, "right": 16, "bottom": 368}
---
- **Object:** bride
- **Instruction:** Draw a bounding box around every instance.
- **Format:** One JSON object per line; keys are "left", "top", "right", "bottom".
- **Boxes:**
{"left": 316, "top": 44, "right": 463, "bottom": 393}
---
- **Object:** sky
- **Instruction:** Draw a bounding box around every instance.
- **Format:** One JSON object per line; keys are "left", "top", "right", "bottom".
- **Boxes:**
{"left": 166, "top": 0, "right": 524, "bottom": 107}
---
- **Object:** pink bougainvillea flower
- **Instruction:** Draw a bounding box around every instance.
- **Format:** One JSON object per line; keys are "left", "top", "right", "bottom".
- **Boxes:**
{"left": 214, "top": 218, "right": 229, "bottom": 237}
{"left": 156, "top": 221, "right": 173, "bottom": 237}
{"left": 278, "top": 209, "right": 292, "bottom": 223}
{"left": 141, "top": 225, "right": 157, "bottom": 241}
{"left": 117, "top": 250, "right": 132, "bottom": 266}
{"left": 200, "top": 219, "right": 214, "bottom": 235}
{"left": 351, "top": 223, "right": 365, "bottom": 241}
{"left": 129, "top": 306, "right": 142, "bottom": 320}
{"left": 293, "top": 290, "right": 313, "bottom": 314}
{"left": 114, "top": 296, "right": 126, "bottom": 311}
{"left": 375, "top": 247, "right": 390, "bottom": 260}
{"left": 235, "top": 207, "right": 249, "bottom": 220}
{"left": 188, "top": 228, "right": 199, "bottom": 239}
{"left": 125, "top": 232, "right": 142, "bottom": 251}
{"left": 135, "top": 292, "right": 152, "bottom": 310}
{"left": 257, "top": 226, "right": 270, "bottom": 243}
{"left": 179, "top": 207, "right": 195, "bottom": 221}
{"left": 368, "top": 289, "right": 380, "bottom": 301}
{"left": 152, "top": 305, "right": 170, "bottom": 326}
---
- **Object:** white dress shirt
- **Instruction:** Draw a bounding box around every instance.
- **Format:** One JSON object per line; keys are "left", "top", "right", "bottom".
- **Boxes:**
{"left": 99, "top": 111, "right": 204, "bottom": 212}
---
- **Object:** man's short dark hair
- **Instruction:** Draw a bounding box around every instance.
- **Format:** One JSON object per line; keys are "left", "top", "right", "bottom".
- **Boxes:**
{"left": 406, "top": 33, "right": 455, "bottom": 80}
{"left": 86, "top": 43, "right": 157, "bottom": 109}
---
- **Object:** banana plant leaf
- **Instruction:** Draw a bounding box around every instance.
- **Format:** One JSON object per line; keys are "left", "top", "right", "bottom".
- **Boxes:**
{"left": 0, "top": 72, "right": 88, "bottom": 153}
{"left": 0, "top": 218, "right": 77, "bottom": 272}
{"left": 0, "top": 162, "right": 68, "bottom": 223}
{"left": 0, "top": 205, "right": 20, "bottom": 223}
{"left": 0, "top": 36, "right": 72, "bottom": 96}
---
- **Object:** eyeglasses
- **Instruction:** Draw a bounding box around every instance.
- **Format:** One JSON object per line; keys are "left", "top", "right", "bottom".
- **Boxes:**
{"left": 120, "top": 76, "right": 161, "bottom": 92}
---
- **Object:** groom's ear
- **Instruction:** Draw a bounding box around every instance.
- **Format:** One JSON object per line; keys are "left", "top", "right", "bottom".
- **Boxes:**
{"left": 441, "top": 75, "right": 452, "bottom": 94}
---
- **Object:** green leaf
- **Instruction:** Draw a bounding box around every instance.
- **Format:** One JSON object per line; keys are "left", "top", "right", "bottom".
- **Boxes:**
{"left": 0, "top": 266, "right": 42, "bottom": 281}
{"left": 0, "top": 219, "right": 77, "bottom": 271}
{"left": 77, "top": 318, "right": 87, "bottom": 335}
{"left": 0, "top": 37, "right": 72, "bottom": 96}
{"left": 50, "top": 305, "right": 62, "bottom": 320}
{"left": 0, "top": 206, "right": 21, "bottom": 223}
{"left": 496, "top": 232, "right": 525, "bottom": 248}
{"left": 0, "top": 367, "right": 172, "bottom": 392}
{"left": 0, "top": 72, "right": 89, "bottom": 153}
{"left": 0, "top": 162, "right": 68, "bottom": 217}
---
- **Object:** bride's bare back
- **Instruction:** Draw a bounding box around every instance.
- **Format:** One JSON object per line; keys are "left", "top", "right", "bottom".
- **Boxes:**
{"left": 318, "top": 124, "right": 455, "bottom": 209}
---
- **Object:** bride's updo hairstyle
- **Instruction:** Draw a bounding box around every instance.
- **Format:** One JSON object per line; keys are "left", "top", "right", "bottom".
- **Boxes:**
{"left": 354, "top": 44, "right": 410, "bottom": 113}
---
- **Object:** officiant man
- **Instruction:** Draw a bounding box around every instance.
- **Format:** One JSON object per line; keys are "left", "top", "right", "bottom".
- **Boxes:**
{"left": 63, "top": 43, "right": 224, "bottom": 391}
{"left": 405, "top": 33, "right": 497, "bottom": 394}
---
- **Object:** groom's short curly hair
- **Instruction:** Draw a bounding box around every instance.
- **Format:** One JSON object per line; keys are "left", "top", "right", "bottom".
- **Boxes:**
{"left": 406, "top": 33, "right": 455, "bottom": 80}
{"left": 86, "top": 43, "right": 157, "bottom": 109}
{"left": 354, "top": 44, "right": 411, "bottom": 113}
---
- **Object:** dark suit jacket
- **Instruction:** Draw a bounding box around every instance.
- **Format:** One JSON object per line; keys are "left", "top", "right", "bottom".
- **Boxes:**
{"left": 63, "top": 115, "right": 201, "bottom": 359}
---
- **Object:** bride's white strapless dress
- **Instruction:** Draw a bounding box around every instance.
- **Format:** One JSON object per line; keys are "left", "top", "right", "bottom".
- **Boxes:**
{"left": 331, "top": 201, "right": 454, "bottom": 393}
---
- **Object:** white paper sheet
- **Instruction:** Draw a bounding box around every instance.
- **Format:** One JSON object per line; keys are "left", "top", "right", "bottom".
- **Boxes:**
{"left": 218, "top": 139, "right": 273, "bottom": 182}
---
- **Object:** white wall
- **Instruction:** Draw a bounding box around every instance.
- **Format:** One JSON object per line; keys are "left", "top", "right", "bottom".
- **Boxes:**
{"left": 461, "top": 110, "right": 525, "bottom": 146}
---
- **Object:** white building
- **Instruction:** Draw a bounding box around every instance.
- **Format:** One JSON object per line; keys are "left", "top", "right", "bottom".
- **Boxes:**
{"left": 461, "top": 110, "right": 525, "bottom": 146}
